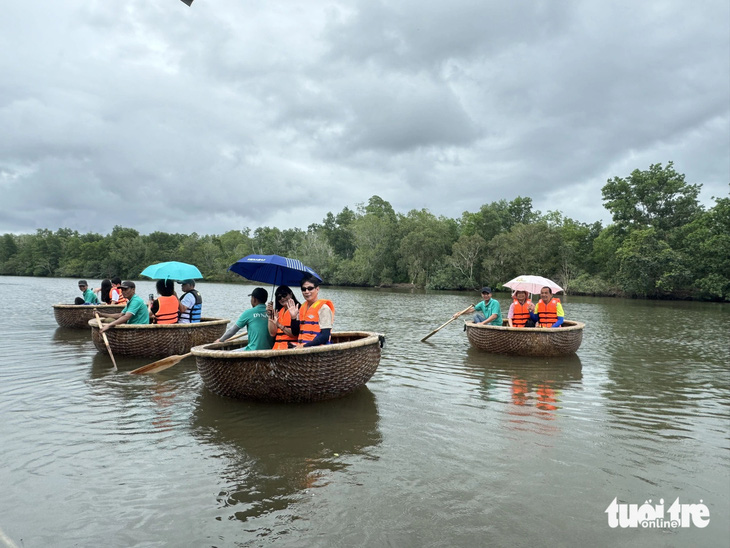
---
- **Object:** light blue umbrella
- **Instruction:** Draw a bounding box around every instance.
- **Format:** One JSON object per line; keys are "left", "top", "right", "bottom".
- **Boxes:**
{"left": 140, "top": 261, "right": 203, "bottom": 281}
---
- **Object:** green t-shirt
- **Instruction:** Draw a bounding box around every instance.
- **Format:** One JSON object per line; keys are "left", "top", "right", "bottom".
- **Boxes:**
{"left": 83, "top": 288, "right": 99, "bottom": 304}
{"left": 235, "top": 303, "right": 273, "bottom": 351}
{"left": 475, "top": 298, "right": 502, "bottom": 326}
{"left": 121, "top": 294, "right": 150, "bottom": 324}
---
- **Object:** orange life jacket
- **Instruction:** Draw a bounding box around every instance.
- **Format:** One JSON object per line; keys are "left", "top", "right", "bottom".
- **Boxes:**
{"left": 511, "top": 299, "right": 531, "bottom": 327}
{"left": 154, "top": 295, "right": 179, "bottom": 324}
{"left": 112, "top": 287, "right": 128, "bottom": 305}
{"left": 536, "top": 384, "right": 558, "bottom": 412}
{"left": 273, "top": 306, "right": 298, "bottom": 350}
{"left": 297, "top": 299, "right": 335, "bottom": 344}
{"left": 536, "top": 298, "right": 560, "bottom": 327}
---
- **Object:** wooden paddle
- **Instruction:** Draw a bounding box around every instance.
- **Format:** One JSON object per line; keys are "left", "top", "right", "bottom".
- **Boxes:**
{"left": 129, "top": 330, "right": 248, "bottom": 375}
{"left": 420, "top": 305, "right": 473, "bottom": 342}
{"left": 94, "top": 310, "right": 118, "bottom": 371}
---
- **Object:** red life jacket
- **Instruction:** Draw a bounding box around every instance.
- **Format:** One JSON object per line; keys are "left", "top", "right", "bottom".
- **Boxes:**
{"left": 536, "top": 298, "right": 560, "bottom": 327}
{"left": 154, "top": 295, "right": 179, "bottom": 324}
{"left": 297, "top": 299, "right": 335, "bottom": 344}
{"left": 273, "top": 306, "right": 298, "bottom": 349}
{"left": 511, "top": 299, "right": 531, "bottom": 327}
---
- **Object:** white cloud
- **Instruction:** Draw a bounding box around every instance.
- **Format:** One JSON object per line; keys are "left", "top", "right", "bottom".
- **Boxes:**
{"left": 0, "top": 0, "right": 727, "bottom": 235}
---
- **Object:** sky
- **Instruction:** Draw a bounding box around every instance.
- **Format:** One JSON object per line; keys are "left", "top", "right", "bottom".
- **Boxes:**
{"left": 1, "top": 0, "right": 728, "bottom": 236}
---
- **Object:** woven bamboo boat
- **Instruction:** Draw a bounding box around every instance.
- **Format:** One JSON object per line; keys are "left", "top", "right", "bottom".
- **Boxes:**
{"left": 465, "top": 320, "right": 584, "bottom": 357}
{"left": 192, "top": 331, "right": 386, "bottom": 403}
{"left": 89, "top": 317, "right": 229, "bottom": 358}
{"left": 53, "top": 303, "right": 125, "bottom": 328}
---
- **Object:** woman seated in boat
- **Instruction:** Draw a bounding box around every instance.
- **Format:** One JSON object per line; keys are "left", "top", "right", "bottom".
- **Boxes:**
{"left": 529, "top": 287, "right": 564, "bottom": 328}
{"left": 287, "top": 274, "right": 334, "bottom": 347}
{"left": 266, "top": 285, "right": 300, "bottom": 349}
{"left": 149, "top": 279, "right": 180, "bottom": 324}
{"left": 508, "top": 290, "right": 535, "bottom": 328}
{"left": 93, "top": 279, "right": 113, "bottom": 305}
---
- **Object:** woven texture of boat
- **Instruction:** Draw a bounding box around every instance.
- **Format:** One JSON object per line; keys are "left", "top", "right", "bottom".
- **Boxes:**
{"left": 465, "top": 320, "right": 584, "bottom": 357}
{"left": 89, "top": 317, "right": 229, "bottom": 358}
{"left": 53, "top": 303, "right": 125, "bottom": 328}
{"left": 192, "top": 331, "right": 385, "bottom": 403}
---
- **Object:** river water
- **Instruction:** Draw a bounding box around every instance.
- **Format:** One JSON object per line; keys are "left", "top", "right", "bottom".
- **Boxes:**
{"left": 0, "top": 276, "right": 728, "bottom": 547}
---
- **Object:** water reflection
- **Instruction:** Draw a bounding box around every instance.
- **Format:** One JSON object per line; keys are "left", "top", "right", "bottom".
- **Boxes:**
{"left": 52, "top": 326, "right": 93, "bottom": 346}
{"left": 598, "top": 300, "right": 730, "bottom": 442}
{"left": 190, "top": 387, "right": 382, "bottom": 523}
{"left": 463, "top": 349, "right": 583, "bottom": 428}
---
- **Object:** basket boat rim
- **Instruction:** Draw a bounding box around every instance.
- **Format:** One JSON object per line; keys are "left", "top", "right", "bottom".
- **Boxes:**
{"left": 192, "top": 330, "right": 383, "bottom": 359}
{"left": 464, "top": 319, "right": 585, "bottom": 332}
{"left": 53, "top": 303, "right": 125, "bottom": 310}
{"left": 88, "top": 317, "right": 230, "bottom": 329}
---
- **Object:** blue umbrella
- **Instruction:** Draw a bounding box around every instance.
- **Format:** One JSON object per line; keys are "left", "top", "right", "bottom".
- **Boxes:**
{"left": 140, "top": 261, "right": 203, "bottom": 281}
{"left": 228, "top": 254, "right": 322, "bottom": 299}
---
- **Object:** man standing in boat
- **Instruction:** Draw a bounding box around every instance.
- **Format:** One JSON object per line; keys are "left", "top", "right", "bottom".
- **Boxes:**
{"left": 177, "top": 279, "right": 202, "bottom": 323}
{"left": 97, "top": 281, "right": 150, "bottom": 332}
{"left": 288, "top": 274, "right": 335, "bottom": 347}
{"left": 452, "top": 286, "right": 503, "bottom": 326}
{"left": 529, "top": 287, "right": 564, "bottom": 328}
{"left": 217, "top": 287, "right": 273, "bottom": 350}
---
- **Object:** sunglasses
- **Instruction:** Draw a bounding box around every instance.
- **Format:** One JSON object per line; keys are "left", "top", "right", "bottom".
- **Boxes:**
{"left": 301, "top": 286, "right": 317, "bottom": 292}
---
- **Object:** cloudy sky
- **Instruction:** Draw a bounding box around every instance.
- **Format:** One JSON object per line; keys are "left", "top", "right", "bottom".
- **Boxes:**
{"left": 1, "top": 0, "right": 728, "bottom": 236}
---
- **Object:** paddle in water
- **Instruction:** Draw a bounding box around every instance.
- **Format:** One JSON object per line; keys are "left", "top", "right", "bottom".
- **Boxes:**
{"left": 129, "top": 331, "right": 247, "bottom": 375}
{"left": 94, "top": 310, "right": 118, "bottom": 371}
{"left": 420, "top": 305, "right": 473, "bottom": 342}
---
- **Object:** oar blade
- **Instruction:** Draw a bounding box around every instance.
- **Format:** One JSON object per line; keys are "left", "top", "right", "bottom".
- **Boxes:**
{"left": 129, "top": 354, "right": 189, "bottom": 375}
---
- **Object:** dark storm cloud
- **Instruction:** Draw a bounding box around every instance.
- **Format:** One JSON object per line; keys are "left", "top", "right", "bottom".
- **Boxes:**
{"left": 0, "top": 0, "right": 727, "bottom": 235}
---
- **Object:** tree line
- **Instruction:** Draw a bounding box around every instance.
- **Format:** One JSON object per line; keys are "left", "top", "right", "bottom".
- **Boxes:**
{"left": 1, "top": 162, "right": 728, "bottom": 301}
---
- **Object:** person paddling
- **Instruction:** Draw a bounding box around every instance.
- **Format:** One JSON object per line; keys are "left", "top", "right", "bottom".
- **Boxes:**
{"left": 452, "top": 286, "right": 502, "bottom": 326}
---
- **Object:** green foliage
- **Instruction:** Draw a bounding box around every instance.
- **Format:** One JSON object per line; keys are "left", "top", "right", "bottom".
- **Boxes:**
{"left": 483, "top": 222, "right": 562, "bottom": 284}
{"left": 448, "top": 233, "right": 488, "bottom": 289}
{"left": 398, "top": 210, "right": 457, "bottom": 287}
{"left": 602, "top": 161, "right": 702, "bottom": 234}
{"left": 1, "top": 167, "right": 725, "bottom": 301}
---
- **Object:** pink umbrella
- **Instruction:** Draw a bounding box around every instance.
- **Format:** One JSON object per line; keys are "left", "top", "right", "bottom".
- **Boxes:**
{"left": 503, "top": 275, "right": 563, "bottom": 295}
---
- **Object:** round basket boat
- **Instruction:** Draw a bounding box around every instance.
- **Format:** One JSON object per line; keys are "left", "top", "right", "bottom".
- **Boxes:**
{"left": 465, "top": 320, "right": 585, "bottom": 357}
{"left": 192, "top": 331, "right": 386, "bottom": 403}
{"left": 89, "top": 317, "right": 229, "bottom": 358}
{"left": 53, "top": 303, "right": 125, "bottom": 328}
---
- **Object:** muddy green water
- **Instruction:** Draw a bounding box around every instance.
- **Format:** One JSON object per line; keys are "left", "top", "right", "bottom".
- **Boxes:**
{"left": 0, "top": 276, "right": 728, "bottom": 547}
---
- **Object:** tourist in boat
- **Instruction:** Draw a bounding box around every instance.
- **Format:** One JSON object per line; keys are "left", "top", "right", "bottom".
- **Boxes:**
{"left": 265, "top": 285, "right": 300, "bottom": 349}
{"left": 97, "top": 281, "right": 150, "bottom": 331}
{"left": 217, "top": 287, "right": 273, "bottom": 350}
{"left": 76, "top": 280, "right": 99, "bottom": 305}
{"left": 149, "top": 279, "right": 180, "bottom": 324}
{"left": 508, "top": 290, "right": 535, "bottom": 328}
{"left": 529, "top": 287, "right": 564, "bottom": 328}
{"left": 110, "top": 276, "right": 127, "bottom": 305}
{"left": 94, "top": 279, "right": 113, "bottom": 305}
{"left": 177, "top": 279, "right": 202, "bottom": 323}
{"left": 452, "top": 286, "right": 502, "bottom": 326}
{"left": 288, "top": 275, "right": 335, "bottom": 347}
